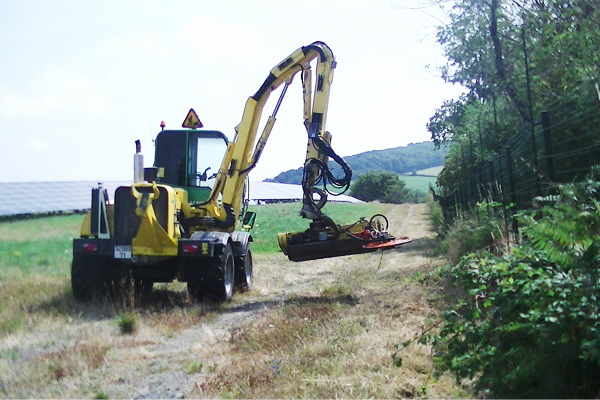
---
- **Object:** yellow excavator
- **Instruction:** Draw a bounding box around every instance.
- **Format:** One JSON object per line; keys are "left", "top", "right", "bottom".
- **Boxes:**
{"left": 72, "top": 41, "right": 410, "bottom": 302}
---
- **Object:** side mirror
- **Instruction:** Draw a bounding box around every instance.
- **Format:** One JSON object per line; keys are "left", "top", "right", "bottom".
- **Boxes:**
{"left": 242, "top": 211, "right": 256, "bottom": 230}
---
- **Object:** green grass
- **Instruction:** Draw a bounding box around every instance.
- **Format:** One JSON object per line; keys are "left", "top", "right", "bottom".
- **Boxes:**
{"left": 400, "top": 175, "right": 437, "bottom": 193}
{"left": 0, "top": 214, "right": 84, "bottom": 335}
{"left": 247, "top": 202, "right": 386, "bottom": 253}
{"left": 0, "top": 214, "right": 83, "bottom": 278}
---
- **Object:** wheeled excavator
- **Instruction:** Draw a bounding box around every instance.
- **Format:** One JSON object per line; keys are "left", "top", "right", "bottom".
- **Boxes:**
{"left": 72, "top": 41, "right": 410, "bottom": 302}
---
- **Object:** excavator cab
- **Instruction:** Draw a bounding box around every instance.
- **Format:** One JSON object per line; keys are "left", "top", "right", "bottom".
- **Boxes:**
{"left": 153, "top": 129, "right": 229, "bottom": 204}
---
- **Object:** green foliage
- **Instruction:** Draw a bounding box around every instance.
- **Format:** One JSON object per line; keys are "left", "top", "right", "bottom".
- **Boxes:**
{"left": 349, "top": 171, "right": 410, "bottom": 204}
{"left": 428, "top": 200, "right": 446, "bottom": 235}
{"left": 93, "top": 390, "right": 109, "bottom": 399}
{"left": 268, "top": 142, "right": 447, "bottom": 184}
{"left": 435, "top": 178, "right": 600, "bottom": 398}
{"left": 438, "top": 203, "right": 505, "bottom": 264}
{"left": 431, "top": 0, "right": 600, "bottom": 193}
{"left": 117, "top": 312, "right": 137, "bottom": 335}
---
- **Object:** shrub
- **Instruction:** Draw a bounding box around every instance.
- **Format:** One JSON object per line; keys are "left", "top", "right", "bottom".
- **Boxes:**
{"left": 117, "top": 312, "right": 137, "bottom": 335}
{"left": 440, "top": 204, "right": 505, "bottom": 264}
{"left": 350, "top": 171, "right": 409, "bottom": 204}
{"left": 428, "top": 199, "right": 447, "bottom": 235}
{"left": 434, "top": 177, "right": 600, "bottom": 398}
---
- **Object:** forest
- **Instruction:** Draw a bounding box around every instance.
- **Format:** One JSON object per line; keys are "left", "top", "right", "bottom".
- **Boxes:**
{"left": 266, "top": 141, "right": 447, "bottom": 184}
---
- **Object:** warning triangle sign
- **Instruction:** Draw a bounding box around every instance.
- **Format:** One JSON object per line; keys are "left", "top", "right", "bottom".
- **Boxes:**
{"left": 182, "top": 108, "right": 203, "bottom": 129}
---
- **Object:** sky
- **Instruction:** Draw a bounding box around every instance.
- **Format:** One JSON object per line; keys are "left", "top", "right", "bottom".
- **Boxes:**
{"left": 0, "top": 0, "right": 463, "bottom": 183}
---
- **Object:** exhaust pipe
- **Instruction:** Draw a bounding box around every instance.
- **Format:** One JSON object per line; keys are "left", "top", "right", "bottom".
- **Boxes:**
{"left": 134, "top": 140, "right": 144, "bottom": 183}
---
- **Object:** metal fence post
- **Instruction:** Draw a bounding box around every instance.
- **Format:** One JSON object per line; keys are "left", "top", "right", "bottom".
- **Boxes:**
{"left": 541, "top": 110, "right": 555, "bottom": 182}
{"left": 506, "top": 144, "right": 519, "bottom": 239}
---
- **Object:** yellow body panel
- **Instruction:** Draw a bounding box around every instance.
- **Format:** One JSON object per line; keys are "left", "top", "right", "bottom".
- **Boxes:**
{"left": 130, "top": 183, "right": 180, "bottom": 256}
{"left": 80, "top": 211, "right": 92, "bottom": 237}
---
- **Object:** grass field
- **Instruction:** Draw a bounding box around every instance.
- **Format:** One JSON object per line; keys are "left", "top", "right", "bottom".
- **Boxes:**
{"left": 400, "top": 175, "right": 437, "bottom": 193}
{"left": 0, "top": 202, "right": 386, "bottom": 334}
{"left": 399, "top": 165, "right": 442, "bottom": 194}
{"left": 0, "top": 214, "right": 83, "bottom": 279}
{"left": 0, "top": 214, "right": 84, "bottom": 334}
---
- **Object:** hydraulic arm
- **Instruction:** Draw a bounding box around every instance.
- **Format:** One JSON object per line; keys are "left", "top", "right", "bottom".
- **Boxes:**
{"left": 179, "top": 41, "right": 410, "bottom": 261}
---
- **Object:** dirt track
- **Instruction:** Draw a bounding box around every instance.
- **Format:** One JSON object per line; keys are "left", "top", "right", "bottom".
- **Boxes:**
{"left": 0, "top": 203, "right": 464, "bottom": 398}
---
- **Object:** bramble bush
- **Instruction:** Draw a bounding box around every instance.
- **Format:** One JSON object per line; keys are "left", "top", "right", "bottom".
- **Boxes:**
{"left": 434, "top": 170, "right": 600, "bottom": 398}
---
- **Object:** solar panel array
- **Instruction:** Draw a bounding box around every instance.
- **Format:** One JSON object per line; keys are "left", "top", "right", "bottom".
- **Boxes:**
{"left": 0, "top": 180, "right": 361, "bottom": 217}
{"left": 0, "top": 181, "right": 131, "bottom": 217}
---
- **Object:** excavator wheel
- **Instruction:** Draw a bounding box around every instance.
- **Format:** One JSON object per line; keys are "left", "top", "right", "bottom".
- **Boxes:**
{"left": 187, "top": 243, "right": 234, "bottom": 302}
{"left": 71, "top": 255, "right": 112, "bottom": 301}
{"left": 234, "top": 248, "right": 253, "bottom": 291}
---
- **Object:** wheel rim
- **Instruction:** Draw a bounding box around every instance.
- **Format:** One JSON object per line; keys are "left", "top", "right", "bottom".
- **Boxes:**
{"left": 245, "top": 250, "right": 253, "bottom": 288}
{"left": 224, "top": 250, "right": 234, "bottom": 299}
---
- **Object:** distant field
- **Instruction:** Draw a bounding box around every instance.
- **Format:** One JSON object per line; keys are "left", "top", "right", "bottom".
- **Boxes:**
{"left": 406, "top": 165, "right": 444, "bottom": 177}
{"left": 401, "top": 175, "right": 437, "bottom": 193}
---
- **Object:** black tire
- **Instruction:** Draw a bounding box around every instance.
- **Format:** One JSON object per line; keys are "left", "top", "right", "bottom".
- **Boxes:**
{"left": 188, "top": 243, "right": 234, "bottom": 302}
{"left": 187, "top": 262, "right": 207, "bottom": 302}
{"left": 71, "top": 255, "right": 112, "bottom": 301}
{"left": 234, "top": 248, "right": 253, "bottom": 292}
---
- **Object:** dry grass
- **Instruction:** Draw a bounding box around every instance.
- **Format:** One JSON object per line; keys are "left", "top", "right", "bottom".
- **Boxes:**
{"left": 0, "top": 281, "right": 227, "bottom": 398}
{"left": 0, "top": 337, "right": 110, "bottom": 398}
{"left": 0, "top": 272, "right": 72, "bottom": 334}
{"left": 193, "top": 252, "right": 468, "bottom": 399}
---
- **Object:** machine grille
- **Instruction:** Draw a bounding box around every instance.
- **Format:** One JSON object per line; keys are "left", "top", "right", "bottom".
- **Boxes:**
{"left": 114, "top": 186, "right": 169, "bottom": 239}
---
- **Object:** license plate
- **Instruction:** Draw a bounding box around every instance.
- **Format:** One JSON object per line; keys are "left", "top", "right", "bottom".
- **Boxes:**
{"left": 114, "top": 245, "right": 132, "bottom": 259}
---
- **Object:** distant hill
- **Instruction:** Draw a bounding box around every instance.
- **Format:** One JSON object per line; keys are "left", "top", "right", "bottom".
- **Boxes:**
{"left": 266, "top": 141, "right": 448, "bottom": 185}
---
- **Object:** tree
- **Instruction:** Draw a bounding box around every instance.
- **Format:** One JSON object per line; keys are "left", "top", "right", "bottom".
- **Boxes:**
{"left": 430, "top": 0, "right": 600, "bottom": 194}
{"left": 350, "top": 171, "right": 409, "bottom": 204}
